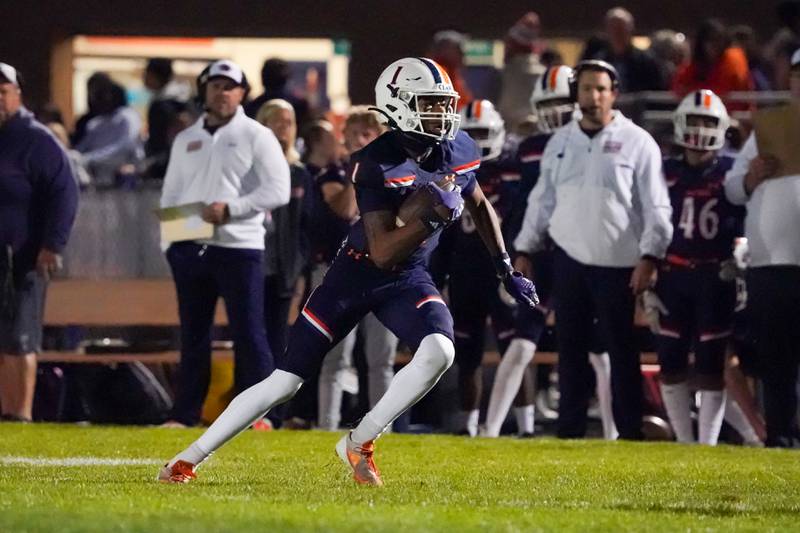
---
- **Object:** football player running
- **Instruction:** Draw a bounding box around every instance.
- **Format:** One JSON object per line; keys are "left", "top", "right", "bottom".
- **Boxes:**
{"left": 158, "top": 57, "right": 538, "bottom": 486}
{"left": 643, "top": 89, "right": 744, "bottom": 445}
{"left": 444, "top": 99, "right": 530, "bottom": 437}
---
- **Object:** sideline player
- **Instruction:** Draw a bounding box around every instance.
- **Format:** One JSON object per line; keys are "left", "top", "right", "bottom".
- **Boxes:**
{"left": 642, "top": 90, "right": 743, "bottom": 445}
{"left": 158, "top": 57, "right": 538, "bottom": 486}
{"left": 443, "top": 99, "right": 527, "bottom": 437}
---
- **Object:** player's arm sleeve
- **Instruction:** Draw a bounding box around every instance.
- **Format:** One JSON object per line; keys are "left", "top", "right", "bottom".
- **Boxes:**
{"left": 351, "top": 158, "right": 394, "bottom": 215}
{"left": 504, "top": 148, "right": 539, "bottom": 246}
{"left": 724, "top": 133, "right": 757, "bottom": 205}
{"left": 32, "top": 137, "right": 79, "bottom": 253}
{"left": 227, "top": 128, "right": 291, "bottom": 218}
{"left": 513, "top": 142, "right": 557, "bottom": 254}
{"left": 457, "top": 137, "right": 481, "bottom": 198}
{"left": 635, "top": 134, "right": 673, "bottom": 259}
{"left": 159, "top": 140, "right": 185, "bottom": 208}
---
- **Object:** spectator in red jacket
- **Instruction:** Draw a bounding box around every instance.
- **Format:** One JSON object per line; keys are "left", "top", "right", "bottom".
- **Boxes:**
{"left": 672, "top": 19, "right": 753, "bottom": 109}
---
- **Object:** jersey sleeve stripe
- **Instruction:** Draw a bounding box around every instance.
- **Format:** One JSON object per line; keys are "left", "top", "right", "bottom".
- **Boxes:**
{"left": 384, "top": 175, "right": 416, "bottom": 187}
{"left": 519, "top": 153, "right": 543, "bottom": 163}
{"left": 452, "top": 159, "right": 481, "bottom": 174}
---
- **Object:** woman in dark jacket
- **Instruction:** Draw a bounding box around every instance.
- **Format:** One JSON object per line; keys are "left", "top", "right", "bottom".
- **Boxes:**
{"left": 256, "top": 99, "right": 313, "bottom": 357}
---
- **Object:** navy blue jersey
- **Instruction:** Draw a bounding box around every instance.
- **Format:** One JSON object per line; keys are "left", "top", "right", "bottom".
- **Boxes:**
{"left": 503, "top": 132, "right": 551, "bottom": 246}
{"left": 445, "top": 152, "right": 521, "bottom": 278}
{"left": 307, "top": 162, "right": 352, "bottom": 264}
{"left": 346, "top": 130, "right": 480, "bottom": 269}
{"left": 663, "top": 155, "right": 745, "bottom": 262}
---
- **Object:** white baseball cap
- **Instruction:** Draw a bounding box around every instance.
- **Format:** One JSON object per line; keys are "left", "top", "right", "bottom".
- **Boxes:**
{"left": 207, "top": 59, "right": 245, "bottom": 85}
{"left": 0, "top": 63, "right": 19, "bottom": 87}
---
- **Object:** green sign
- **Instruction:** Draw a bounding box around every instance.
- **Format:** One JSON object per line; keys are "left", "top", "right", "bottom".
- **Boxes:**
{"left": 334, "top": 39, "right": 351, "bottom": 57}
{"left": 465, "top": 40, "right": 494, "bottom": 58}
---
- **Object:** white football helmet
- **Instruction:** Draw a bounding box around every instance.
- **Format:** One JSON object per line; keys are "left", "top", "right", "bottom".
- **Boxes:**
{"left": 460, "top": 99, "right": 506, "bottom": 161}
{"left": 374, "top": 57, "right": 460, "bottom": 141}
{"left": 673, "top": 89, "right": 730, "bottom": 151}
{"left": 531, "top": 65, "right": 576, "bottom": 133}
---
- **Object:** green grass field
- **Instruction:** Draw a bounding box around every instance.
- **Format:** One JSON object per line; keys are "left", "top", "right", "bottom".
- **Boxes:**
{"left": 0, "top": 424, "right": 798, "bottom": 532}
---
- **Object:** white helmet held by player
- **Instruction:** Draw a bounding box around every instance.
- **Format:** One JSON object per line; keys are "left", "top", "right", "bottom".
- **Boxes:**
{"left": 374, "top": 57, "right": 461, "bottom": 142}
{"left": 460, "top": 99, "right": 506, "bottom": 161}
{"left": 673, "top": 89, "right": 730, "bottom": 151}
{"left": 531, "top": 65, "right": 576, "bottom": 133}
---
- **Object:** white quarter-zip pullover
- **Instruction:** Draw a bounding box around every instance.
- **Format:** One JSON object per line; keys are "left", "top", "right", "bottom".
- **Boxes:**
{"left": 515, "top": 111, "right": 673, "bottom": 267}
{"left": 160, "top": 106, "right": 290, "bottom": 249}
{"left": 724, "top": 133, "right": 800, "bottom": 267}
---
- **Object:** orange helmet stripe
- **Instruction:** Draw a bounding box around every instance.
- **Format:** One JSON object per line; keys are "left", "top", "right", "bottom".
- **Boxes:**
{"left": 432, "top": 60, "right": 452, "bottom": 86}
{"left": 703, "top": 92, "right": 712, "bottom": 108}
{"left": 474, "top": 100, "right": 482, "bottom": 119}
{"left": 549, "top": 66, "right": 560, "bottom": 91}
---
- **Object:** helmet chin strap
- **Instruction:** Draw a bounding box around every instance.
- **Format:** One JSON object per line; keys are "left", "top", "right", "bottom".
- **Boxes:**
{"left": 399, "top": 131, "right": 437, "bottom": 161}
{"left": 368, "top": 107, "right": 397, "bottom": 129}
{"left": 370, "top": 106, "right": 440, "bottom": 159}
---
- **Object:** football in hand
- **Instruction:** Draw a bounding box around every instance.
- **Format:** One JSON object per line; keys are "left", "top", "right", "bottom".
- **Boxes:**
{"left": 396, "top": 175, "right": 456, "bottom": 227}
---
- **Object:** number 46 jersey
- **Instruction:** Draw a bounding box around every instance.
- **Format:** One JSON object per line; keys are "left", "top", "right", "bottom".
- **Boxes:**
{"left": 663, "top": 155, "right": 745, "bottom": 262}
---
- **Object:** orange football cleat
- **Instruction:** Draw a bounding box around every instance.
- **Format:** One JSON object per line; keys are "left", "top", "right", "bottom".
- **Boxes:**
{"left": 157, "top": 460, "right": 197, "bottom": 484}
{"left": 335, "top": 433, "right": 383, "bottom": 486}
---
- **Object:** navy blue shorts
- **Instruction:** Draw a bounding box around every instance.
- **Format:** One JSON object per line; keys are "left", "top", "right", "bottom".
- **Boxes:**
{"left": 0, "top": 270, "right": 47, "bottom": 355}
{"left": 449, "top": 268, "right": 515, "bottom": 373}
{"left": 513, "top": 250, "right": 553, "bottom": 344}
{"left": 279, "top": 252, "right": 453, "bottom": 380}
{"left": 654, "top": 266, "right": 735, "bottom": 377}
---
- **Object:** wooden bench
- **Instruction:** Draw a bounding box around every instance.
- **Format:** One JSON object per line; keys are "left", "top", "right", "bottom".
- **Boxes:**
{"left": 41, "top": 279, "right": 659, "bottom": 369}
{"left": 44, "top": 279, "right": 227, "bottom": 326}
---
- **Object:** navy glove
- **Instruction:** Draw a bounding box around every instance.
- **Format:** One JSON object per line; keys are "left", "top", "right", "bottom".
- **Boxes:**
{"left": 503, "top": 271, "right": 539, "bottom": 308}
{"left": 426, "top": 182, "right": 464, "bottom": 221}
{"left": 494, "top": 253, "right": 539, "bottom": 308}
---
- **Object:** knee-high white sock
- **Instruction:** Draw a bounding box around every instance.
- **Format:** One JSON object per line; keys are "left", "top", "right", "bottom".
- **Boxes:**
{"left": 698, "top": 389, "right": 726, "bottom": 446}
{"left": 483, "top": 339, "right": 536, "bottom": 438}
{"left": 317, "top": 332, "right": 356, "bottom": 431}
{"left": 318, "top": 357, "right": 346, "bottom": 431}
{"left": 460, "top": 409, "right": 480, "bottom": 437}
{"left": 350, "top": 333, "right": 454, "bottom": 444}
{"left": 514, "top": 404, "right": 535, "bottom": 435}
{"left": 363, "top": 313, "right": 398, "bottom": 408}
{"left": 589, "top": 352, "right": 618, "bottom": 440}
{"left": 723, "top": 396, "right": 761, "bottom": 445}
{"left": 660, "top": 381, "right": 695, "bottom": 443}
{"left": 168, "top": 370, "right": 303, "bottom": 467}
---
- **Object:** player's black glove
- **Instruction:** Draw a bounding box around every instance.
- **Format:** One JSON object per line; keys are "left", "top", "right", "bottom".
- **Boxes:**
{"left": 494, "top": 252, "right": 539, "bottom": 308}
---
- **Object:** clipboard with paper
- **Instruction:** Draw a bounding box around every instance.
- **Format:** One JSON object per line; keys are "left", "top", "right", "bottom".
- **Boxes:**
{"left": 753, "top": 104, "right": 800, "bottom": 176}
{"left": 156, "top": 202, "right": 214, "bottom": 243}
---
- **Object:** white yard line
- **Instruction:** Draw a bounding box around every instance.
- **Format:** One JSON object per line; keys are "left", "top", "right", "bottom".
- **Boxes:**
{"left": 0, "top": 455, "right": 159, "bottom": 467}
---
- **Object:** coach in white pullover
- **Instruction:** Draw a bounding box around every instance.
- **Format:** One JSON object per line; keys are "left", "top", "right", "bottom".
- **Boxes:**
{"left": 723, "top": 49, "right": 800, "bottom": 447}
{"left": 160, "top": 60, "right": 290, "bottom": 427}
{"left": 515, "top": 60, "right": 672, "bottom": 440}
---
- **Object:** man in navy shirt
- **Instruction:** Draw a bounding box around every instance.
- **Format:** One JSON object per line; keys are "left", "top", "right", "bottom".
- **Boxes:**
{"left": 0, "top": 63, "right": 78, "bottom": 422}
{"left": 159, "top": 57, "right": 537, "bottom": 487}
